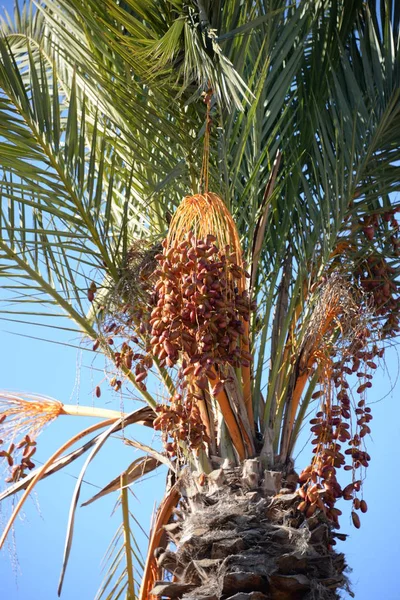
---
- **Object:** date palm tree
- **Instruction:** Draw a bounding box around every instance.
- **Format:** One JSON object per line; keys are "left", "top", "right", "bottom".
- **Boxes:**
{"left": 0, "top": 1, "right": 399, "bottom": 598}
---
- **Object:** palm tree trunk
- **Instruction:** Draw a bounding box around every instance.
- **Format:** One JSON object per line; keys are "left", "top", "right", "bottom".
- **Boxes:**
{"left": 151, "top": 459, "right": 350, "bottom": 600}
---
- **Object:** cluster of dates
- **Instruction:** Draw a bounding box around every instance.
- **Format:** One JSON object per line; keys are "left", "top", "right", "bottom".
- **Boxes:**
{"left": 149, "top": 233, "right": 254, "bottom": 454}
{"left": 356, "top": 209, "right": 400, "bottom": 335}
{"left": 114, "top": 343, "right": 153, "bottom": 391}
{"left": 331, "top": 210, "right": 400, "bottom": 340}
{"left": 89, "top": 240, "right": 163, "bottom": 397}
{"left": 298, "top": 326, "right": 378, "bottom": 529}
{"left": 93, "top": 320, "right": 154, "bottom": 394}
{"left": 149, "top": 233, "right": 253, "bottom": 370}
{"left": 153, "top": 392, "right": 209, "bottom": 456}
{"left": 360, "top": 209, "right": 399, "bottom": 248}
{"left": 0, "top": 424, "right": 37, "bottom": 483}
{"left": 356, "top": 254, "right": 400, "bottom": 336}
{"left": 91, "top": 269, "right": 162, "bottom": 393}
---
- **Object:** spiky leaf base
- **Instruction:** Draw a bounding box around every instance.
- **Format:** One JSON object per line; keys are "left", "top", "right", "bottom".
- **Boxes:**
{"left": 151, "top": 460, "right": 351, "bottom": 600}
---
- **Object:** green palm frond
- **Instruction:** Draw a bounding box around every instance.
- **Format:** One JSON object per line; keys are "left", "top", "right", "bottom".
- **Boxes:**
{"left": 54, "top": 0, "right": 256, "bottom": 110}
{"left": 96, "top": 477, "right": 144, "bottom": 600}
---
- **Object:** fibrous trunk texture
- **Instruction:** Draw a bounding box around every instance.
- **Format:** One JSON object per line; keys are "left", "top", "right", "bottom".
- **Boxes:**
{"left": 151, "top": 459, "right": 351, "bottom": 600}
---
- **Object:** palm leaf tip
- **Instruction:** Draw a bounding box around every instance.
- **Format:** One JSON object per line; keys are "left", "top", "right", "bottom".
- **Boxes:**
{"left": 82, "top": 455, "right": 161, "bottom": 507}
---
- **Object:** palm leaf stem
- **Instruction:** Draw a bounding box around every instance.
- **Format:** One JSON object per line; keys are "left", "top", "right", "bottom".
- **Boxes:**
{"left": 60, "top": 405, "right": 126, "bottom": 420}
{"left": 241, "top": 320, "right": 254, "bottom": 433}
{"left": 262, "top": 275, "right": 303, "bottom": 437}
{"left": 210, "top": 368, "right": 247, "bottom": 461}
{"left": 120, "top": 474, "right": 135, "bottom": 600}
{"left": 138, "top": 484, "right": 180, "bottom": 600}
{"left": 287, "top": 367, "right": 322, "bottom": 457}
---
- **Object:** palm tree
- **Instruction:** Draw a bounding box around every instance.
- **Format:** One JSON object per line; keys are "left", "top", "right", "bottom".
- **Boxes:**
{"left": 0, "top": 0, "right": 399, "bottom": 598}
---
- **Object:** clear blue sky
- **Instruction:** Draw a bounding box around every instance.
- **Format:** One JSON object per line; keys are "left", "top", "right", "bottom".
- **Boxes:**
{"left": 0, "top": 2, "right": 399, "bottom": 599}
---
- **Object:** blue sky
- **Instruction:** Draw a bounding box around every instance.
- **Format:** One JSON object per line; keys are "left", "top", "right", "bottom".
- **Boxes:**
{"left": 0, "top": 1, "right": 399, "bottom": 599}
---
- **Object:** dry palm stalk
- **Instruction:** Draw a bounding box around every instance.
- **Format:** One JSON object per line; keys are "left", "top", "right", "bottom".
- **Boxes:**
{"left": 282, "top": 276, "right": 357, "bottom": 458}
{"left": 138, "top": 484, "right": 181, "bottom": 600}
